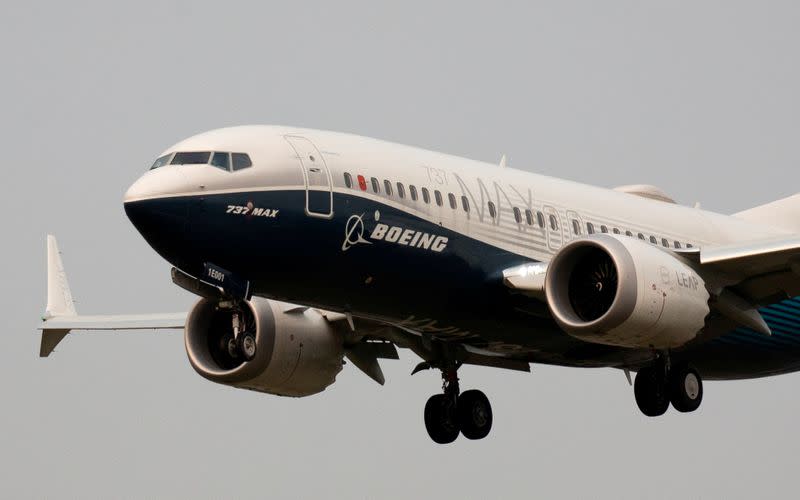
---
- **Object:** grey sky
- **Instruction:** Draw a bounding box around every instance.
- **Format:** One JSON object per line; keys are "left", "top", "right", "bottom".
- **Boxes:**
{"left": 2, "top": 1, "right": 800, "bottom": 498}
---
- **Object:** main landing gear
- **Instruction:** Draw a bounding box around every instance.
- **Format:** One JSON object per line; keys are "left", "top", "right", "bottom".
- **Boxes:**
{"left": 423, "top": 364, "right": 493, "bottom": 444}
{"left": 221, "top": 308, "right": 257, "bottom": 362}
{"left": 634, "top": 357, "right": 703, "bottom": 417}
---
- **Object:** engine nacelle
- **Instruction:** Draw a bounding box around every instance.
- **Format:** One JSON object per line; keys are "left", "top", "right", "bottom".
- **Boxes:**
{"left": 544, "top": 234, "right": 710, "bottom": 349}
{"left": 184, "top": 297, "right": 344, "bottom": 397}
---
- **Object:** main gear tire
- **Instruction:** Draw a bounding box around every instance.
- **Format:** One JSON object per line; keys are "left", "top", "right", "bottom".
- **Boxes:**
{"left": 634, "top": 366, "right": 670, "bottom": 417}
{"left": 457, "top": 390, "right": 493, "bottom": 440}
{"left": 424, "top": 394, "right": 460, "bottom": 444}
{"left": 669, "top": 364, "right": 703, "bottom": 413}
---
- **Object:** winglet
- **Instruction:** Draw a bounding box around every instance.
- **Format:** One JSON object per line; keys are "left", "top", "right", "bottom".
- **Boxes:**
{"left": 45, "top": 235, "right": 76, "bottom": 318}
{"left": 41, "top": 235, "right": 76, "bottom": 357}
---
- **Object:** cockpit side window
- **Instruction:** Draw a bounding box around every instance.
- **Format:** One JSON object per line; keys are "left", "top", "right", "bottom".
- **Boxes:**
{"left": 232, "top": 153, "right": 253, "bottom": 171}
{"left": 171, "top": 152, "right": 211, "bottom": 165}
{"left": 150, "top": 154, "right": 173, "bottom": 170}
{"left": 211, "top": 152, "right": 230, "bottom": 171}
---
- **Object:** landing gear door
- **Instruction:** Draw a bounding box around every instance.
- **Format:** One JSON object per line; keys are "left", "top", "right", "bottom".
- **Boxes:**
{"left": 284, "top": 135, "right": 333, "bottom": 219}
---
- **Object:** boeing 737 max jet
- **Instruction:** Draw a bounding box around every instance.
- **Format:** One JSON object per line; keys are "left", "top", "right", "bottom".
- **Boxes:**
{"left": 39, "top": 125, "right": 800, "bottom": 443}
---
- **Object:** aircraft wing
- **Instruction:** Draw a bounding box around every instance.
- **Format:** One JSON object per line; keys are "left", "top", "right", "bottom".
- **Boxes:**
{"left": 40, "top": 313, "right": 187, "bottom": 331}
{"left": 38, "top": 313, "right": 187, "bottom": 357}
{"left": 38, "top": 235, "right": 187, "bottom": 357}
{"left": 678, "top": 235, "right": 800, "bottom": 304}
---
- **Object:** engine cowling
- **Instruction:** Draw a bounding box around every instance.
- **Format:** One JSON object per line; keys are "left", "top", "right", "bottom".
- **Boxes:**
{"left": 544, "top": 234, "right": 710, "bottom": 349}
{"left": 184, "top": 297, "right": 344, "bottom": 397}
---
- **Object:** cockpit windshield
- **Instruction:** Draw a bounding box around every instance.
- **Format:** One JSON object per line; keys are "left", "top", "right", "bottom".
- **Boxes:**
{"left": 171, "top": 152, "right": 212, "bottom": 165}
{"left": 149, "top": 151, "right": 253, "bottom": 172}
{"left": 150, "top": 154, "right": 172, "bottom": 170}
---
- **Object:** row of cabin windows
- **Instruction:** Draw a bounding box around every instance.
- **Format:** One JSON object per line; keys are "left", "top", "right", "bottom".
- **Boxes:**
{"left": 580, "top": 221, "right": 693, "bottom": 249}
{"left": 345, "top": 172, "right": 476, "bottom": 213}
{"left": 343, "top": 172, "right": 694, "bottom": 249}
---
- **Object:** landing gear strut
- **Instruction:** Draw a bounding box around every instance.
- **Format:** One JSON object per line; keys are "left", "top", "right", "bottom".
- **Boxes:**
{"left": 423, "top": 364, "right": 493, "bottom": 444}
{"left": 634, "top": 356, "right": 703, "bottom": 417}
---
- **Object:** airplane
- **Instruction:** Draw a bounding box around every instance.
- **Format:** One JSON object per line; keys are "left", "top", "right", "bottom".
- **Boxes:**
{"left": 39, "top": 125, "right": 800, "bottom": 444}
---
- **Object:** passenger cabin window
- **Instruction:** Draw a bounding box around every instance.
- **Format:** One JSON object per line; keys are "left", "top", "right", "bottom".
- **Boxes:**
{"left": 525, "top": 209, "right": 534, "bottom": 226}
{"left": 513, "top": 207, "right": 522, "bottom": 224}
{"left": 686, "top": 243, "right": 694, "bottom": 248}
{"left": 587, "top": 222, "right": 595, "bottom": 234}
{"left": 171, "top": 151, "right": 211, "bottom": 165}
{"left": 662, "top": 238, "right": 669, "bottom": 248}
{"left": 448, "top": 193, "right": 457, "bottom": 209}
{"left": 537, "top": 211, "right": 545, "bottom": 228}
{"left": 601, "top": 225, "right": 608, "bottom": 233}
{"left": 613, "top": 228, "right": 620, "bottom": 234}
{"left": 488, "top": 201, "right": 497, "bottom": 219}
{"left": 371, "top": 177, "right": 380, "bottom": 193}
{"left": 650, "top": 236, "right": 658, "bottom": 244}
{"left": 549, "top": 214, "right": 559, "bottom": 230}
{"left": 572, "top": 219, "right": 581, "bottom": 235}
{"left": 461, "top": 196, "right": 470, "bottom": 212}
{"left": 625, "top": 231, "right": 633, "bottom": 237}
{"left": 150, "top": 154, "right": 172, "bottom": 170}
{"left": 344, "top": 173, "right": 353, "bottom": 188}
{"left": 638, "top": 233, "right": 645, "bottom": 240}
{"left": 410, "top": 185, "right": 418, "bottom": 201}
{"left": 231, "top": 153, "right": 252, "bottom": 171}
{"left": 422, "top": 188, "right": 430, "bottom": 204}
{"left": 674, "top": 241, "right": 682, "bottom": 249}
{"left": 357, "top": 175, "right": 367, "bottom": 191}
{"left": 384, "top": 180, "right": 393, "bottom": 196}
{"left": 211, "top": 152, "right": 230, "bottom": 171}
{"left": 397, "top": 183, "right": 405, "bottom": 198}
{"left": 434, "top": 190, "right": 443, "bottom": 207}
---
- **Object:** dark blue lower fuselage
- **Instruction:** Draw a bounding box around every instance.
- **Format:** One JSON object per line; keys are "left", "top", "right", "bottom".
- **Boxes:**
{"left": 124, "top": 189, "right": 800, "bottom": 380}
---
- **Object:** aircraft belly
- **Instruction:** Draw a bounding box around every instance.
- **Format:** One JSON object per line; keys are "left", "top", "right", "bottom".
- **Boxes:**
{"left": 156, "top": 188, "right": 800, "bottom": 378}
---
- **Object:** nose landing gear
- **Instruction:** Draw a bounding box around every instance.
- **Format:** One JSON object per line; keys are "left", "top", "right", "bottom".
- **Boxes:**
{"left": 633, "top": 356, "right": 703, "bottom": 417}
{"left": 220, "top": 308, "right": 257, "bottom": 362}
{"left": 423, "top": 364, "right": 493, "bottom": 444}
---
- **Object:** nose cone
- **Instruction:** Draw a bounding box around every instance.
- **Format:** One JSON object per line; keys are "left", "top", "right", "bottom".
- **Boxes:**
{"left": 124, "top": 170, "right": 194, "bottom": 270}
{"left": 124, "top": 167, "right": 188, "bottom": 203}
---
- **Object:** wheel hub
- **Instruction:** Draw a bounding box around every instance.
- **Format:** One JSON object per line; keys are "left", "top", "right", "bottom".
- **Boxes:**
{"left": 684, "top": 373, "right": 700, "bottom": 400}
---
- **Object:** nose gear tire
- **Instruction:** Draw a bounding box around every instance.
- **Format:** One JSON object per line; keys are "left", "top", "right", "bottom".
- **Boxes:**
{"left": 238, "top": 332, "right": 257, "bottom": 361}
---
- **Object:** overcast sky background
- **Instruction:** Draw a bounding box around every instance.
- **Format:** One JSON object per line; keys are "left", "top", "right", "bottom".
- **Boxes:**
{"left": 2, "top": 1, "right": 800, "bottom": 498}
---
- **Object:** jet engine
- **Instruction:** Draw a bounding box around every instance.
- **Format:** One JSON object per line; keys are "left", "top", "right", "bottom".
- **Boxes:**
{"left": 544, "top": 234, "right": 710, "bottom": 349}
{"left": 184, "top": 297, "right": 344, "bottom": 397}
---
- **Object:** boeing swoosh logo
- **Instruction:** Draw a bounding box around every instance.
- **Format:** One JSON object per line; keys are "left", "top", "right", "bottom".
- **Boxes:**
{"left": 342, "top": 214, "right": 372, "bottom": 251}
